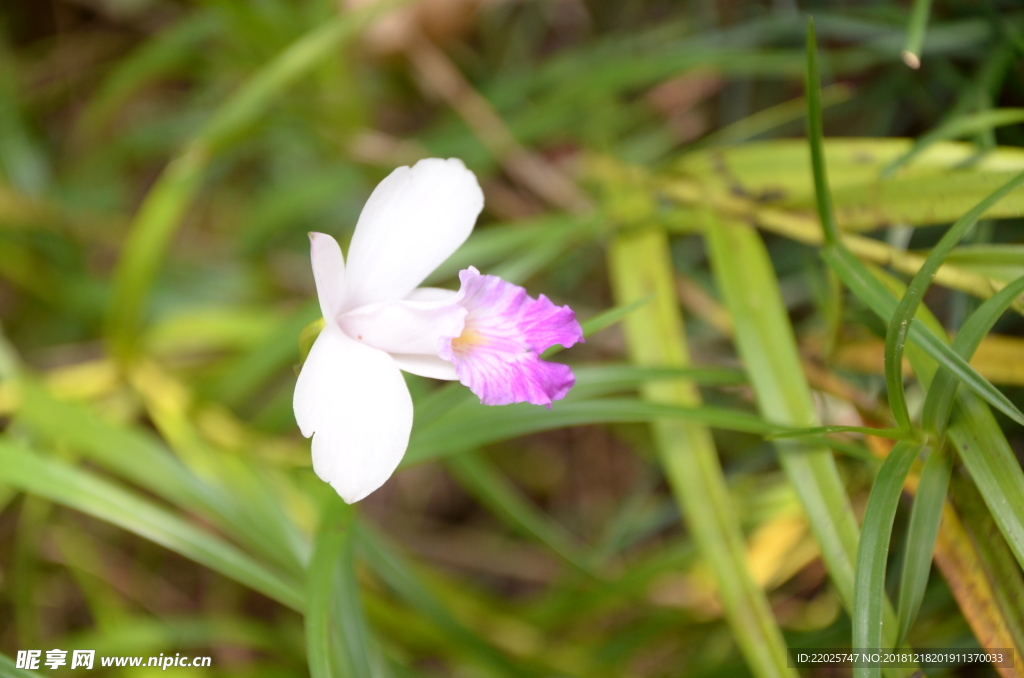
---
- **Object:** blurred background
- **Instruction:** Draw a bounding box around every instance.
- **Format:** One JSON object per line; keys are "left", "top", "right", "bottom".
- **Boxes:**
{"left": 1, "top": 0, "right": 1024, "bottom": 676}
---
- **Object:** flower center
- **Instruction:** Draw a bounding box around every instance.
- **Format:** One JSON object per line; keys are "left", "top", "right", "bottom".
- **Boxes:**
{"left": 450, "top": 325, "right": 488, "bottom": 353}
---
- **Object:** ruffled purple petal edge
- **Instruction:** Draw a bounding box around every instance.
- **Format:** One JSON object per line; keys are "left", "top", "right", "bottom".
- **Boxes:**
{"left": 439, "top": 268, "right": 583, "bottom": 407}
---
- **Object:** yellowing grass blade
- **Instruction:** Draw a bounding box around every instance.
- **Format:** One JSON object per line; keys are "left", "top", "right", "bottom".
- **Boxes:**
{"left": 608, "top": 226, "right": 795, "bottom": 678}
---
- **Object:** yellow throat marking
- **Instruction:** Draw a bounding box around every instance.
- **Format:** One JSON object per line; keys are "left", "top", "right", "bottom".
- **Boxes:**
{"left": 451, "top": 327, "right": 487, "bottom": 352}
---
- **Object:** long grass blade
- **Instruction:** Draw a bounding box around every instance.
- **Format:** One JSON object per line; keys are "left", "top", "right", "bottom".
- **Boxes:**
{"left": 129, "top": 361, "right": 308, "bottom": 576}
{"left": 14, "top": 377, "right": 301, "bottom": 573}
{"left": 412, "top": 362, "right": 745, "bottom": 447}
{"left": 922, "top": 274, "right": 1024, "bottom": 437}
{"left": 931, "top": 495, "right": 1024, "bottom": 673}
{"left": 883, "top": 109, "right": 1024, "bottom": 177}
{"left": 803, "top": 26, "right": 924, "bottom": 667}
{"left": 307, "top": 499, "right": 374, "bottom": 678}
{"left": 943, "top": 244, "right": 1024, "bottom": 282}
{"left": 0, "top": 438, "right": 304, "bottom": 611}
{"left": 804, "top": 17, "right": 840, "bottom": 247}
{"left": 822, "top": 245, "right": 1024, "bottom": 427}
{"left": 947, "top": 476, "right": 1024, "bottom": 657}
{"left": 768, "top": 426, "right": 911, "bottom": 441}
{"left": 874, "top": 409, "right": 1024, "bottom": 670}
{"left": 705, "top": 217, "right": 899, "bottom": 647}
{"left": 16, "top": 377, "right": 231, "bottom": 513}
{"left": 883, "top": 168, "right": 1024, "bottom": 431}
{"left": 853, "top": 440, "right": 923, "bottom": 678}
{"left": 406, "top": 398, "right": 789, "bottom": 466}
{"left": 881, "top": 270, "right": 1024, "bottom": 574}
{"left": 569, "top": 364, "right": 746, "bottom": 399}
{"left": 887, "top": 264, "right": 1024, "bottom": 661}
{"left": 947, "top": 393, "right": 1024, "bottom": 570}
{"left": 896, "top": 446, "right": 952, "bottom": 644}
{"left": 609, "top": 226, "right": 795, "bottom": 678}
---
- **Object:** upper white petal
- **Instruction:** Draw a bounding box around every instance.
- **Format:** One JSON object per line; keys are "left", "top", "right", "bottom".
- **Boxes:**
{"left": 309, "top": 232, "right": 345, "bottom": 327}
{"left": 293, "top": 325, "right": 412, "bottom": 503}
{"left": 343, "top": 158, "right": 483, "bottom": 310}
{"left": 338, "top": 297, "right": 466, "bottom": 355}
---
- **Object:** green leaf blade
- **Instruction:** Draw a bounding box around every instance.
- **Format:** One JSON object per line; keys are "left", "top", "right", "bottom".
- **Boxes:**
{"left": 883, "top": 169, "right": 1024, "bottom": 431}
{"left": 609, "top": 226, "right": 796, "bottom": 678}
{"left": 883, "top": 109, "right": 1024, "bottom": 177}
{"left": 896, "top": 447, "right": 952, "bottom": 644}
{"left": 0, "top": 438, "right": 304, "bottom": 611}
{"left": 804, "top": 16, "right": 840, "bottom": 247}
{"left": 922, "top": 274, "right": 1024, "bottom": 437}
{"left": 307, "top": 500, "right": 374, "bottom": 678}
{"left": 821, "top": 246, "right": 1024, "bottom": 427}
{"left": 407, "top": 398, "right": 786, "bottom": 466}
{"left": 948, "top": 394, "right": 1024, "bottom": 569}
{"left": 853, "top": 440, "right": 923, "bottom": 678}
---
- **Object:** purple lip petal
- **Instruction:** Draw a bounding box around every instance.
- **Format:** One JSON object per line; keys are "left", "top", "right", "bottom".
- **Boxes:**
{"left": 438, "top": 267, "right": 583, "bottom": 406}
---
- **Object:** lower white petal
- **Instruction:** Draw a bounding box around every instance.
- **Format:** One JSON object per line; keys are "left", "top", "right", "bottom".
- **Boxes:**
{"left": 293, "top": 325, "right": 412, "bottom": 503}
{"left": 391, "top": 354, "right": 458, "bottom": 380}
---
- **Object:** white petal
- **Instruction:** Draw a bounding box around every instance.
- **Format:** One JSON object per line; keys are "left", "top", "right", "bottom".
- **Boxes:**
{"left": 391, "top": 354, "right": 459, "bottom": 380}
{"left": 343, "top": 158, "right": 483, "bottom": 309}
{"left": 405, "top": 287, "right": 459, "bottom": 303}
{"left": 309, "top": 232, "right": 345, "bottom": 326}
{"left": 293, "top": 325, "right": 412, "bottom": 503}
{"left": 338, "top": 297, "right": 466, "bottom": 355}
{"left": 391, "top": 289, "right": 461, "bottom": 379}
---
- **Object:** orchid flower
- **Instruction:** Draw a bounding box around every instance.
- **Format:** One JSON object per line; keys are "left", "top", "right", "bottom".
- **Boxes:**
{"left": 293, "top": 158, "right": 583, "bottom": 503}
